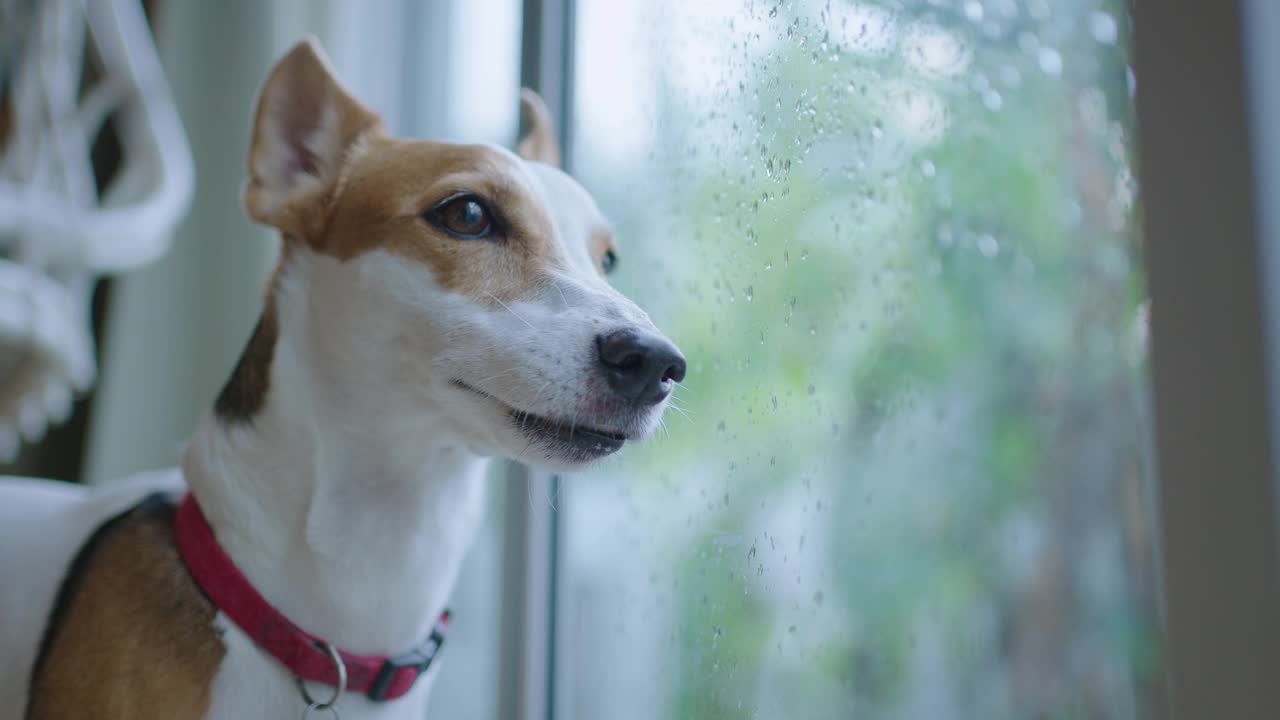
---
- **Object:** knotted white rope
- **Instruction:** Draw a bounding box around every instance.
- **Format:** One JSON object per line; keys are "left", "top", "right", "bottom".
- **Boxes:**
{"left": 0, "top": 0, "right": 192, "bottom": 460}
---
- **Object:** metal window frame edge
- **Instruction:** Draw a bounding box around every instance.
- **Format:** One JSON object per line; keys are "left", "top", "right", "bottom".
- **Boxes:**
{"left": 499, "top": 2, "right": 576, "bottom": 720}
{"left": 1136, "top": 1, "right": 1280, "bottom": 717}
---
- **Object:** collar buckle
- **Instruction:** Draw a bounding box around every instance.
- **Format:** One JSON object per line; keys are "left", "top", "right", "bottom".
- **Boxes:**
{"left": 366, "top": 616, "right": 449, "bottom": 702}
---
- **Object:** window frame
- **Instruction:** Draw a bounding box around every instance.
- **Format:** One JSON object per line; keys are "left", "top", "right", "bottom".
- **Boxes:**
{"left": 502, "top": 3, "right": 577, "bottom": 720}
{"left": 1136, "top": 1, "right": 1280, "bottom": 716}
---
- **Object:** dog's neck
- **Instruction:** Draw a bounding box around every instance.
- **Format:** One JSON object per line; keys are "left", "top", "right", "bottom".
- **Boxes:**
{"left": 182, "top": 261, "right": 487, "bottom": 655}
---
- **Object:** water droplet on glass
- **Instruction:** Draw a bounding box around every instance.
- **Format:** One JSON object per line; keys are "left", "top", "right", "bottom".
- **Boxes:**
{"left": 982, "top": 89, "right": 1003, "bottom": 111}
{"left": 745, "top": 285, "right": 754, "bottom": 302}
{"left": 807, "top": 384, "right": 816, "bottom": 395}
{"left": 1090, "top": 11, "right": 1118, "bottom": 45}
{"left": 977, "top": 234, "right": 1000, "bottom": 258}
{"left": 920, "top": 160, "right": 936, "bottom": 178}
{"left": 1038, "top": 47, "right": 1063, "bottom": 76}
{"left": 812, "top": 590, "right": 824, "bottom": 606}
{"left": 771, "top": 395, "right": 778, "bottom": 412}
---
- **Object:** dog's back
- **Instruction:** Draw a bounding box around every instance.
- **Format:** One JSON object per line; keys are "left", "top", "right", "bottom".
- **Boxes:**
{"left": 0, "top": 470, "right": 185, "bottom": 718}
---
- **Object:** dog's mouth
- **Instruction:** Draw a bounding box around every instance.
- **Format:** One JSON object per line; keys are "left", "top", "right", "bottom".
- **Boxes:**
{"left": 451, "top": 380, "right": 627, "bottom": 462}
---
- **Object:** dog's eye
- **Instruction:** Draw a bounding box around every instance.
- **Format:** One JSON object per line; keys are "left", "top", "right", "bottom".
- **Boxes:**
{"left": 602, "top": 250, "right": 617, "bottom": 275}
{"left": 429, "top": 195, "right": 495, "bottom": 239}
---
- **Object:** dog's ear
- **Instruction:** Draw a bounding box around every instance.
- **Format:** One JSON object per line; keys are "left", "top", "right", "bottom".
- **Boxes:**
{"left": 517, "top": 89, "right": 561, "bottom": 168}
{"left": 245, "top": 37, "right": 382, "bottom": 239}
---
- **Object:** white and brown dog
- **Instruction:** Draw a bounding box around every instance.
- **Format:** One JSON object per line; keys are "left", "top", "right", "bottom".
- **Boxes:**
{"left": 0, "top": 38, "right": 684, "bottom": 719}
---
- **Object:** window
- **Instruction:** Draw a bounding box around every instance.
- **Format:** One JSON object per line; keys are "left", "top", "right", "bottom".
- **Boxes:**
{"left": 557, "top": 1, "right": 1155, "bottom": 717}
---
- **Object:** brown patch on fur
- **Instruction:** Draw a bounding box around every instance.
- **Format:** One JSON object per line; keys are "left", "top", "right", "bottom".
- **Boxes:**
{"left": 214, "top": 243, "right": 296, "bottom": 424}
{"left": 590, "top": 227, "right": 618, "bottom": 276}
{"left": 27, "top": 497, "right": 225, "bottom": 720}
{"left": 319, "top": 137, "right": 564, "bottom": 304}
{"left": 214, "top": 297, "right": 280, "bottom": 423}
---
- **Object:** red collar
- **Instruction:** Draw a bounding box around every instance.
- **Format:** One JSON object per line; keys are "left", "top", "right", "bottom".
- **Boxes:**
{"left": 174, "top": 493, "right": 449, "bottom": 702}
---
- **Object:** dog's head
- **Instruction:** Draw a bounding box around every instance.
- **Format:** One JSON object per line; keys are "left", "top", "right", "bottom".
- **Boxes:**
{"left": 242, "top": 39, "right": 684, "bottom": 469}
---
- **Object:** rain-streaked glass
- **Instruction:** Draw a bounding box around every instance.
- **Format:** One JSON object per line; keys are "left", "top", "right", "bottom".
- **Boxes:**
{"left": 560, "top": 1, "right": 1154, "bottom": 718}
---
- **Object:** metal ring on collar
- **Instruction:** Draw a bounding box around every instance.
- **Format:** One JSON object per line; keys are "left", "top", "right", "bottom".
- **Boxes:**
{"left": 296, "top": 641, "right": 347, "bottom": 710}
{"left": 301, "top": 701, "right": 341, "bottom": 720}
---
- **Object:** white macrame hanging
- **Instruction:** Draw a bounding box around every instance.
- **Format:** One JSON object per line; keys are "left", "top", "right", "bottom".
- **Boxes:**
{"left": 0, "top": 0, "right": 192, "bottom": 460}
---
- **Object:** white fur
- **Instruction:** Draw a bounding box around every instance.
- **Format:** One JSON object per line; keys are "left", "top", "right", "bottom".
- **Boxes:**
{"left": 0, "top": 141, "right": 677, "bottom": 718}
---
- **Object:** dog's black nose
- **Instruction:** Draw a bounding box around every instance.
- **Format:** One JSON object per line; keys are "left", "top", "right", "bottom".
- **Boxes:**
{"left": 596, "top": 329, "right": 687, "bottom": 405}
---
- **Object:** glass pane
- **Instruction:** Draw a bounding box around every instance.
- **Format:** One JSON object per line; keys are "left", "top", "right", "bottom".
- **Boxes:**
{"left": 560, "top": 1, "right": 1156, "bottom": 718}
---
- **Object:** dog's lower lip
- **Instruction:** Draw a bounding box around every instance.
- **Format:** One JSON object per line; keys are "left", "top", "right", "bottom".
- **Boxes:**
{"left": 451, "top": 380, "right": 629, "bottom": 452}
{"left": 510, "top": 410, "right": 627, "bottom": 446}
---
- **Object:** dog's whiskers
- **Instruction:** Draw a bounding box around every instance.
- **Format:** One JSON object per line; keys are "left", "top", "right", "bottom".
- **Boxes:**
{"left": 516, "top": 379, "right": 555, "bottom": 437}
{"left": 485, "top": 291, "right": 536, "bottom": 331}
{"left": 550, "top": 278, "right": 570, "bottom": 308}
{"left": 670, "top": 382, "right": 698, "bottom": 399}
{"left": 473, "top": 367, "right": 521, "bottom": 386}
{"left": 544, "top": 477, "right": 558, "bottom": 512}
{"left": 666, "top": 389, "right": 694, "bottom": 423}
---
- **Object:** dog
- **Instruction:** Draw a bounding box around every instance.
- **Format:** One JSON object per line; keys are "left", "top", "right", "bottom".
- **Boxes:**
{"left": 0, "top": 38, "right": 685, "bottom": 719}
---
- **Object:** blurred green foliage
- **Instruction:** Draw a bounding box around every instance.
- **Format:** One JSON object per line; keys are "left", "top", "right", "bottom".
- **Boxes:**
{"left": 569, "top": 1, "right": 1154, "bottom": 718}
